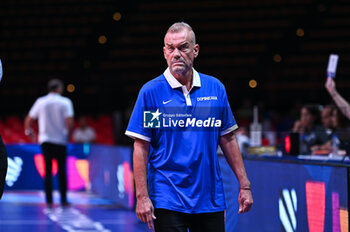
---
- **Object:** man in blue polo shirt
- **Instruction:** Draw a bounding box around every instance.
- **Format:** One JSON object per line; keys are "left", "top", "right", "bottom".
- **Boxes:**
{"left": 126, "top": 22, "right": 253, "bottom": 232}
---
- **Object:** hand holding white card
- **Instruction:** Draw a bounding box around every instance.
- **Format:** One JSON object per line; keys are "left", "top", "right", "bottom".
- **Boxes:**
{"left": 327, "top": 54, "right": 339, "bottom": 78}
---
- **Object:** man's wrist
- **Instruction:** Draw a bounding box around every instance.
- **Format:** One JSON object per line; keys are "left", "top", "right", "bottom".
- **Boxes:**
{"left": 239, "top": 182, "right": 251, "bottom": 190}
{"left": 136, "top": 193, "right": 149, "bottom": 200}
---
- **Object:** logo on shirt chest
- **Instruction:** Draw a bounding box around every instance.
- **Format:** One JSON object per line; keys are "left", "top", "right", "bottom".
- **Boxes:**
{"left": 162, "top": 100, "right": 172, "bottom": 105}
{"left": 197, "top": 96, "right": 218, "bottom": 101}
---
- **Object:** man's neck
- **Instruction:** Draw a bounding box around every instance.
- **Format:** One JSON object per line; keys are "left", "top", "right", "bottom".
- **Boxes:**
{"left": 50, "top": 90, "right": 62, "bottom": 95}
{"left": 171, "top": 69, "right": 193, "bottom": 91}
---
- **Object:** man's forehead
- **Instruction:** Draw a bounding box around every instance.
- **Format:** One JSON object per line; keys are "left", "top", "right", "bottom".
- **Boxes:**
{"left": 165, "top": 40, "right": 189, "bottom": 46}
{"left": 164, "top": 30, "right": 192, "bottom": 45}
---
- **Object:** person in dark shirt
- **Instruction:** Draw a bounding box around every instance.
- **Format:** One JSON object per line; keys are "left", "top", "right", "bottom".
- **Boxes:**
{"left": 292, "top": 105, "right": 329, "bottom": 154}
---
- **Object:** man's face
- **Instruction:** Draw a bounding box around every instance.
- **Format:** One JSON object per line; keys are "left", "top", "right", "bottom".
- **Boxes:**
{"left": 300, "top": 108, "right": 314, "bottom": 128}
{"left": 321, "top": 107, "right": 333, "bottom": 129}
{"left": 331, "top": 109, "right": 339, "bottom": 128}
{"left": 163, "top": 29, "right": 199, "bottom": 76}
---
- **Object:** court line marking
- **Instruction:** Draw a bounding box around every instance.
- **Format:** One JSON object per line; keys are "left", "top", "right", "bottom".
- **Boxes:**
{"left": 44, "top": 207, "right": 111, "bottom": 232}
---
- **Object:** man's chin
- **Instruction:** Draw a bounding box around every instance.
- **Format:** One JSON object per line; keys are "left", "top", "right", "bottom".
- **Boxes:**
{"left": 170, "top": 67, "right": 188, "bottom": 76}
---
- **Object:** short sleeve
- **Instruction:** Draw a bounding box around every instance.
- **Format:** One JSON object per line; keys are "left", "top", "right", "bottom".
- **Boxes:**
{"left": 28, "top": 99, "right": 40, "bottom": 119}
{"left": 125, "top": 87, "right": 152, "bottom": 142}
{"left": 220, "top": 85, "right": 238, "bottom": 136}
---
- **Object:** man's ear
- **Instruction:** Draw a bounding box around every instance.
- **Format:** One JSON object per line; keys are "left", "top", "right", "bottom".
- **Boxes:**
{"left": 194, "top": 44, "right": 200, "bottom": 58}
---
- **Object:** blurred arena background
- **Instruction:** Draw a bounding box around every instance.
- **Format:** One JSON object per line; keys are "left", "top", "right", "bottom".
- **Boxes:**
{"left": 1, "top": 0, "right": 350, "bottom": 141}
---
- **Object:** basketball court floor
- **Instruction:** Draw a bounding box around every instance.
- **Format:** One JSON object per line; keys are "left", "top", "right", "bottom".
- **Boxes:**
{"left": 0, "top": 191, "right": 149, "bottom": 232}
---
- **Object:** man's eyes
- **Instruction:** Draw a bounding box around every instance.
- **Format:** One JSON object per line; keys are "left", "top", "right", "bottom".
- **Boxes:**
{"left": 167, "top": 47, "right": 175, "bottom": 51}
{"left": 179, "top": 45, "right": 189, "bottom": 51}
{"left": 166, "top": 45, "right": 190, "bottom": 52}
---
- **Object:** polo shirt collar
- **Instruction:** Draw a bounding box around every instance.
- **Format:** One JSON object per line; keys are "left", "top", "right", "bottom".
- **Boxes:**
{"left": 48, "top": 92, "right": 60, "bottom": 96}
{"left": 164, "top": 67, "right": 201, "bottom": 89}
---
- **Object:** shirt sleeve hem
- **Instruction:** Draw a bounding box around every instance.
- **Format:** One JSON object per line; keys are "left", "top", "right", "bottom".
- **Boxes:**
{"left": 28, "top": 113, "right": 37, "bottom": 120}
{"left": 220, "top": 124, "right": 238, "bottom": 136}
{"left": 125, "top": 130, "right": 151, "bottom": 142}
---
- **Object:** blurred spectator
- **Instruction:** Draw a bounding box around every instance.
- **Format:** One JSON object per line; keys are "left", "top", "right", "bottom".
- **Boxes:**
{"left": 72, "top": 116, "right": 96, "bottom": 143}
{"left": 311, "top": 105, "right": 337, "bottom": 154}
{"left": 330, "top": 107, "right": 350, "bottom": 155}
{"left": 325, "top": 77, "right": 350, "bottom": 120}
{"left": 312, "top": 106, "right": 350, "bottom": 155}
{"left": 292, "top": 105, "right": 328, "bottom": 154}
{"left": 321, "top": 105, "right": 337, "bottom": 137}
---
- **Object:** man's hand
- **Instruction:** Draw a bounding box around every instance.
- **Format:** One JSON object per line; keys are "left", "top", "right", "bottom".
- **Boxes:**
{"left": 136, "top": 196, "right": 156, "bottom": 229}
{"left": 238, "top": 189, "right": 253, "bottom": 214}
{"left": 292, "top": 120, "right": 304, "bottom": 134}
{"left": 24, "top": 116, "right": 36, "bottom": 142}
{"left": 325, "top": 77, "right": 336, "bottom": 95}
{"left": 24, "top": 128, "right": 36, "bottom": 142}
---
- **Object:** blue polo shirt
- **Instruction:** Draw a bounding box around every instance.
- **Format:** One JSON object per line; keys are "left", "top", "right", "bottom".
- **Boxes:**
{"left": 126, "top": 68, "right": 238, "bottom": 213}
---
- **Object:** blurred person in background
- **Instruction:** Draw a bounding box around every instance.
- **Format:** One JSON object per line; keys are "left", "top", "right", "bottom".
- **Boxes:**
{"left": 292, "top": 105, "right": 328, "bottom": 154}
{"left": 321, "top": 105, "right": 338, "bottom": 137}
{"left": 312, "top": 106, "right": 350, "bottom": 155}
{"left": 325, "top": 77, "right": 350, "bottom": 120}
{"left": 125, "top": 22, "right": 252, "bottom": 231}
{"left": 0, "top": 135, "right": 7, "bottom": 199}
{"left": 311, "top": 105, "right": 337, "bottom": 154}
{"left": 72, "top": 116, "right": 96, "bottom": 143}
{"left": 24, "top": 79, "right": 74, "bottom": 207}
{"left": 329, "top": 105, "right": 350, "bottom": 154}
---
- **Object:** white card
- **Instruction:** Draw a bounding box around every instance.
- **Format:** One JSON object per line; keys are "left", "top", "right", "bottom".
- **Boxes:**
{"left": 327, "top": 54, "right": 339, "bottom": 78}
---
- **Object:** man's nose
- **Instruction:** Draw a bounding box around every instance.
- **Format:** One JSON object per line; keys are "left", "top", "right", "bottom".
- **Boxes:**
{"left": 173, "top": 48, "right": 181, "bottom": 58}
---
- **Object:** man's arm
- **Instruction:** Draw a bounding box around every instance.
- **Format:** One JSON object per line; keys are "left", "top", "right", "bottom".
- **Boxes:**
{"left": 66, "top": 117, "right": 74, "bottom": 137}
{"left": 24, "top": 116, "right": 36, "bottom": 142}
{"left": 219, "top": 131, "right": 253, "bottom": 213}
{"left": 325, "top": 77, "right": 350, "bottom": 120}
{"left": 133, "top": 138, "right": 156, "bottom": 229}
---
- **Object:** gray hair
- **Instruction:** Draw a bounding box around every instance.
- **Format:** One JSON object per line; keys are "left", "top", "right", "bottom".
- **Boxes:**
{"left": 166, "top": 22, "right": 196, "bottom": 44}
{"left": 47, "top": 79, "right": 64, "bottom": 92}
